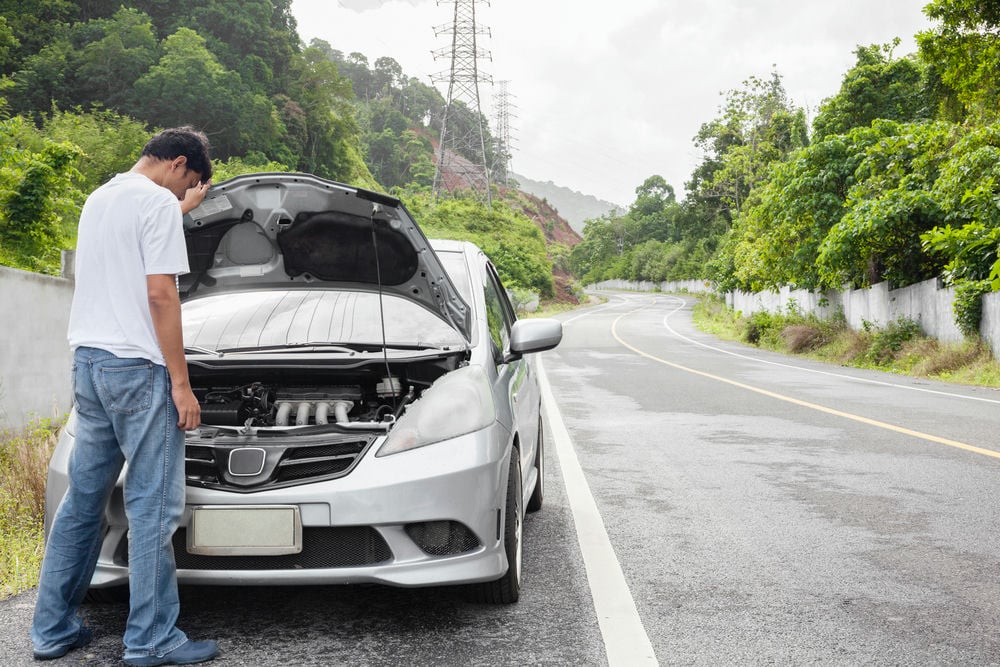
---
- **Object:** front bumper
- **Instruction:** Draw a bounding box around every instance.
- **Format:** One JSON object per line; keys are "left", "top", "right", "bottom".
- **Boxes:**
{"left": 49, "top": 426, "right": 513, "bottom": 588}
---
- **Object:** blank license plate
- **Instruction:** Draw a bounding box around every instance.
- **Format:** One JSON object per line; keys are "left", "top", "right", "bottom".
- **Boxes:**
{"left": 187, "top": 506, "right": 302, "bottom": 556}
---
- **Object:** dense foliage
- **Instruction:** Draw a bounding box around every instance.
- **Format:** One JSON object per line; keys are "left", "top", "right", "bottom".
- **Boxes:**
{"left": 0, "top": 0, "right": 543, "bottom": 288}
{"left": 7, "top": 0, "right": 1000, "bottom": 317}
{"left": 406, "top": 195, "right": 554, "bottom": 297}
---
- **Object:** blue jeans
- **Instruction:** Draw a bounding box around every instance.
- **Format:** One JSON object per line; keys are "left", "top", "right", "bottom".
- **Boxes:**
{"left": 32, "top": 346, "right": 189, "bottom": 659}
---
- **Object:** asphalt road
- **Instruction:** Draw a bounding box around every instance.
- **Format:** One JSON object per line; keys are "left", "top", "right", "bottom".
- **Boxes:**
{"left": 4, "top": 292, "right": 1000, "bottom": 665}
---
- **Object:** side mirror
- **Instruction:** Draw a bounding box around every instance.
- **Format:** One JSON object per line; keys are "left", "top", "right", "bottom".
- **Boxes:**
{"left": 505, "top": 318, "right": 563, "bottom": 362}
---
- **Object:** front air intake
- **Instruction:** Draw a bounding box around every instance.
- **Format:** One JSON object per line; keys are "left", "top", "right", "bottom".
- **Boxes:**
{"left": 405, "top": 520, "right": 481, "bottom": 556}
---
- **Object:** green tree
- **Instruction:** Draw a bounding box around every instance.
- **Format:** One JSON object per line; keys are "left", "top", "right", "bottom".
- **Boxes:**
{"left": 918, "top": 0, "right": 1000, "bottom": 122}
{"left": 692, "top": 71, "right": 808, "bottom": 222}
{"left": 288, "top": 41, "right": 375, "bottom": 187}
{"left": 72, "top": 8, "right": 159, "bottom": 111}
{"left": 921, "top": 124, "right": 1000, "bottom": 286}
{"left": 726, "top": 125, "right": 883, "bottom": 290}
{"left": 42, "top": 108, "right": 149, "bottom": 193}
{"left": 129, "top": 27, "right": 280, "bottom": 160}
{"left": 0, "top": 16, "right": 20, "bottom": 73}
{"left": 812, "top": 41, "right": 932, "bottom": 139}
{"left": 0, "top": 117, "right": 83, "bottom": 274}
{"left": 817, "top": 120, "right": 957, "bottom": 288}
{"left": 0, "top": 0, "right": 77, "bottom": 75}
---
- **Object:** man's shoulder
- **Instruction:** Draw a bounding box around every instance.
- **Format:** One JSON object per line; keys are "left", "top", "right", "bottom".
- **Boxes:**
{"left": 101, "top": 173, "right": 171, "bottom": 196}
{"left": 91, "top": 173, "right": 176, "bottom": 210}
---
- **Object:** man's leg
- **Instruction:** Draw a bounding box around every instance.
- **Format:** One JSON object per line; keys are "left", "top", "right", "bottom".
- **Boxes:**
{"left": 110, "top": 360, "right": 189, "bottom": 660}
{"left": 31, "top": 348, "right": 125, "bottom": 653}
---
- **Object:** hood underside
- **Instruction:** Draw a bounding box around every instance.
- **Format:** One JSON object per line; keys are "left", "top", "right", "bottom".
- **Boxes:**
{"left": 182, "top": 172, "right": 471, "bottom": 341}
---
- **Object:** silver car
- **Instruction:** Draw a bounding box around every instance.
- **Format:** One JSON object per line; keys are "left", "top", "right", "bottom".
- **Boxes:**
{"left": 45, "top": 173, "right": 562, "bottom": 604}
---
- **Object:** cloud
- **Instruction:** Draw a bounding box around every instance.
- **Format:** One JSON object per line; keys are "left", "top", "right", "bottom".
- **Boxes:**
{"left": 336, "top": 0, "right": 424, "bottom": 11}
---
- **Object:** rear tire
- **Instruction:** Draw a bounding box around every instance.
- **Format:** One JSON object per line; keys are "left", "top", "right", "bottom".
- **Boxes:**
{"left": 470, "top": 448, "right": 522, "bottom": 604}
{"left": 526, "top": 416, "right": 544, "bottom": 513}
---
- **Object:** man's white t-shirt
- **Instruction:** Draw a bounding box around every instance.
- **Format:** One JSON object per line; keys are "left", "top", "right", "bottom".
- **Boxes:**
{"left": 68, "top": 172, "right": 190, "bottom": 366}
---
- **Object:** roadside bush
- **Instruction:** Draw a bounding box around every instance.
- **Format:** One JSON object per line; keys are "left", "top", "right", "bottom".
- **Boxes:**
{"left": 953, "top": 280, "right": 991, "bottom": 339}
{"left": 911, "top": 339, "right": 991, "bottom": 376}
{"left": 782, "top": 324, "right": 826, "bottom": 352}
{"left": 1, "top": 417, "right": 61, "bottom": 599}
{"left": 743, "top": 311, "right": 781, "bottom": 346}
{"left": 864, "top": 317, "right": 923, "bottom": 365}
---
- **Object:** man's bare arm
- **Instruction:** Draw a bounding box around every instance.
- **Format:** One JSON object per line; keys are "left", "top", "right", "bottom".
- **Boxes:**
{"left": 180, "top": 181, "right": 211, "bottom": 215}
{"left": 147, "top": 274, "right": 201, "bottom": 430}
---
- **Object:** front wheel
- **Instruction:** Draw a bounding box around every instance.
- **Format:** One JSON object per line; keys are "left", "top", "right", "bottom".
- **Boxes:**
{"left": 470, "top": 448, "right": 522, "bottom": 604}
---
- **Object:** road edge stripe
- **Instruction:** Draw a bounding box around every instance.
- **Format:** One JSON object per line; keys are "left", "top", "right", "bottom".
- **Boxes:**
{"left": 537, "top": 357, "right": 659, "bottom": 666}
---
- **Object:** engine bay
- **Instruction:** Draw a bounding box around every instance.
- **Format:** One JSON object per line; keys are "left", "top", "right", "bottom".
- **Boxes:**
{"left": 188, "top": 355, "right": 461, "bottom": 431}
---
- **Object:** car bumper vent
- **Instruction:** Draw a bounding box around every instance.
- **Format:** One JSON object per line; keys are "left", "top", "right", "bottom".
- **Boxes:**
{"left": 405, "top": 520, "right": 481, "bottom": 556}
{"left": 114, "top": 527, "right": 392, "bottom": 569}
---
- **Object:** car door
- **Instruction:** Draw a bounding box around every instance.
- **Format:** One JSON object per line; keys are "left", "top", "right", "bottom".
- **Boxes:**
{"left": 482, "top": 262, "right": 537, "bottom": 482}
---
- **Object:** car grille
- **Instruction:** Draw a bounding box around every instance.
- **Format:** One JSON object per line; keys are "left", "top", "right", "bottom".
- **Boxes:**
{"left": 184, "top": 434, "right": 374, "bottom": 492}
{"left": 113, "top": 527, "right": 392, "bottom": 569}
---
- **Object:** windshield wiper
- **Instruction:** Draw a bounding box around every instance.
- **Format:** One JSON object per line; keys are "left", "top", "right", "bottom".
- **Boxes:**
{"left": 212, "top": 342, "right": 464, "bottom": 355}
{"left": 214, "top": 342, "right": 365, "bottom": 355}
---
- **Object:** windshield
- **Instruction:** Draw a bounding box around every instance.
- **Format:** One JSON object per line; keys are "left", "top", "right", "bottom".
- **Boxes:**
{"left": 183, "top": 290, "right": 466, "bottom": 352}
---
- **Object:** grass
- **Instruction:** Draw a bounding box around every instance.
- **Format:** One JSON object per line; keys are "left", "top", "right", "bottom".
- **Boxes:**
{"left": 691, "top": 294, "right": 1000, "bottom": 387}
{"left": 1, "top": 417, "right": 62, "bottom": 600}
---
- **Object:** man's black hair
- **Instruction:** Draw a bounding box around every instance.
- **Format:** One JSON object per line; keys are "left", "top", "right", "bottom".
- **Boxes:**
{"left": 141, "top": 126, "right": 213, "bottom": 182}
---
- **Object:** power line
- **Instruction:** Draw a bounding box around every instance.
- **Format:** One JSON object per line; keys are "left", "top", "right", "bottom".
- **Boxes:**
{"left": 431, "top": 0, "right": 493, "bottom": 207}
{"left": 492, "top": 80, "right": 517, "bottom": 187}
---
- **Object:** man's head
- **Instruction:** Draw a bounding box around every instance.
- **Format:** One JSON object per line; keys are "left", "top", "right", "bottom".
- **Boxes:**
{"left": 142, "top": 126, "right": 212, "bottom": 181}
{"left": 139, "top": 126, "right": 213, "bottom": 200}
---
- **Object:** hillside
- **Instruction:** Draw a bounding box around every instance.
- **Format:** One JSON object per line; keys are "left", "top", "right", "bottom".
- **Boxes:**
{"left": 498, "top": 187, "right": 582, "bottom": 247}
{"left": 511, "top": 172, "right": 625, "bottom": 233}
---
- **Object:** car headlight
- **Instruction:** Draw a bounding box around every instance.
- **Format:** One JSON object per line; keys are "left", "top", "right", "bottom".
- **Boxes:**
{"left": 377, "top": 365, "right": 495, "bottom": 457}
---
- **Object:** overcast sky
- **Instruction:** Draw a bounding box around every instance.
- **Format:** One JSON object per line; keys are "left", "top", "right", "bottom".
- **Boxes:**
{"left": 291, "top": 0, "right": 935, "bottom": 207}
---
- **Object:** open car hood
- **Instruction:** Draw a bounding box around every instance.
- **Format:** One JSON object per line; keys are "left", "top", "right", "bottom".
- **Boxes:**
{"left": 181, "top": 172, "right": 471, "bottom": 342}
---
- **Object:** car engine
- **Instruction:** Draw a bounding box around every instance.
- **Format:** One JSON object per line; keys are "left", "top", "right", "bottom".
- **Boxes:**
{"left": 194, "top": 378, "right": 413, "bottom": 428}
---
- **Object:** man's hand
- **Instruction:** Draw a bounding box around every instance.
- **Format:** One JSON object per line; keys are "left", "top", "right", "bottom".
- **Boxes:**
{"left": 181, "top": 181, "right": 211, "bottom": 215}
{"left": 172, "top": 384, "right": 202, "bottom": 430}
{"left": 147, "top": 273, "right": 201, "bottom": 430}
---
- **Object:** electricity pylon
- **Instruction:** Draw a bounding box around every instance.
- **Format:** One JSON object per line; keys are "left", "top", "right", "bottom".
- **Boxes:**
{"left": 431, "top": 0, "right": 493, "bottom": 207}
{"left": 492, "top": 80, "right": 516, "bottom": 187}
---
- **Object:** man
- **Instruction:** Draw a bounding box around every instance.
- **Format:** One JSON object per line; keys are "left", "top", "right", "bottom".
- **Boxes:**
{"left": 31, "top": 127, "right": 219, "bottom": 666}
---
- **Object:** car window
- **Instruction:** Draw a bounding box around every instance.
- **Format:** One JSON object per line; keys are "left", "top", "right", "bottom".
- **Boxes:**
{"left": 183, "top": 290, "right": 466, "bottom": 350}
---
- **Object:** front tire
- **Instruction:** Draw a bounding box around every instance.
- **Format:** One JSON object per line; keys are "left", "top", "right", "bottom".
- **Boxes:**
{"left": 471, "top": 448, "right": 522, "bottom": 604}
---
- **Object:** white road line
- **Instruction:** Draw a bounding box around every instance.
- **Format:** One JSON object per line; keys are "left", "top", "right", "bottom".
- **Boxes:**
{"left": 652, "top": 294, "right": 1000, "bottom": 406}
{"left": 537, "top": 357, "right": 659, "bottom": 666}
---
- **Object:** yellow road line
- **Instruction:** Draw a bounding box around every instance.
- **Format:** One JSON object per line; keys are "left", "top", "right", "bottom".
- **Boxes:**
{"left": 611, "top": 313, "right": 1000, "bottom": 462}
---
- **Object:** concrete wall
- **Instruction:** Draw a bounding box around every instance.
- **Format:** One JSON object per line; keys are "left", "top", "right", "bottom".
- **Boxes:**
{"left": 588, "top": 277, "right": 1000, "bottom": 358}
{"left": 726, "top": 278, "right": 966, "bottom": 343}
{"left": 979, "top": 292, "right": 1000, "bottom": 357}
{"left": 0, "top": 265, "right": 74, "bottom": 431}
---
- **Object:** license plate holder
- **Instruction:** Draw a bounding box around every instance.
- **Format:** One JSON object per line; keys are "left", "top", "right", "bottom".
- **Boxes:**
{"left": 187, "top": 506, "right": 302, "bottom": 556}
